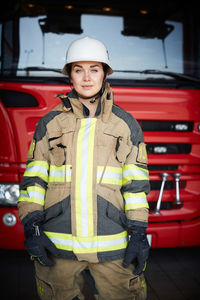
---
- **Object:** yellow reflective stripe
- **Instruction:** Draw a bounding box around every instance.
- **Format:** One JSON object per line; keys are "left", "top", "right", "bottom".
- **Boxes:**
{"left": 24, "top": 160, "right": 49, "bottom": 182}
{"left": 27, "top": 185, "right": 46, "bottom": 195}
{"left": 122, "top": 164, "right": 149, "bottom": 185}
{"left": 44, "top": 231, "right": 128, "bottom": 253}
{"left": 75, "top": 119, "right": 97, "bottom": 237}
{"left": 97, "top": 166, "right": 122, "bottom": 185}
{"left": 124, "top": 191, "right": 147, "bottom": 200}
{"left": 45, "top": 230, "right": 127, "bottom": 241}
{"left": 75, "top": 118, "right": 86, "bottom": 236}
{"left": 49, "top": 165, "right": 72, "bottom": 182}
{"left": 18, "top": 186, "right": 45, "bottom": 206}
{"left": 125, "top": 203, "right": 149, "bottom": 210}
{"left": 37, "top": 281, "right": 45, "bottom": 296}
{"left": 87, "top": 119, "right": 96, "bottom": 236}
{"left": 18, "top": 196, "right": 44, "bottom": 205}
{"left": 123, "top": 192, "right": 149, "bottom": 210}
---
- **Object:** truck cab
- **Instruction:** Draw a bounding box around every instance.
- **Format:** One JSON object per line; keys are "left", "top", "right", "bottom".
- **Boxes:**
{"left": 0, "top": 0, "right": 200, "bottom": 249}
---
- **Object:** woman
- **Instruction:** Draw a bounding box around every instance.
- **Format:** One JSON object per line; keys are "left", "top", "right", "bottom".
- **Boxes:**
{"left": 18, "top": 36, "right": 150, "bottom": 300}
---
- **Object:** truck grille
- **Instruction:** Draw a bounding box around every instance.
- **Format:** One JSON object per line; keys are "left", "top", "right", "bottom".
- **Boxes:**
{"left": 148, "top": 201, "right": 173, "bottom": 210}
{"left": 150, "top": 180, "right": 186, "bottom": 190}
{"left": 140, "top": 121, "right": 193, "bottom": 132}
{"left": 148, "top": 165, "right": 178, "bottom": 171}
{"left": 147, "top": 143, "right": 191, "bottom": 154}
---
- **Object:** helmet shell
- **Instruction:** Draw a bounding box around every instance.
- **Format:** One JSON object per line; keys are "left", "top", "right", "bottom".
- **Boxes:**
{"left": 62, "top": 36, "right": 113, "bottom": 75}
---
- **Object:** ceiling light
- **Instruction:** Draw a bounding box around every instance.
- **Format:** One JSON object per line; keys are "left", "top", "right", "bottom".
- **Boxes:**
{"left": 28, "top": 3, "right": 35, "bottom": 8}
{"left": 140, "top": 9, "right": 148, "bottom": 14}
{"left": 103, "top": 7, "right": 111, "bottom": 12}
{"left": 65, "top": 5, "right": 73, "bottom": 10}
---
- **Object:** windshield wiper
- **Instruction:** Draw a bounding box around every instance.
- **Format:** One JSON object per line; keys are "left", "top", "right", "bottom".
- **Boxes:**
{"left": 2, "top": 66, "right": 63, "bottom": 74}
{"left": 114, "top": 69, "right": 200, "bottom": 83}
{"left": 24, "top": 66, "right": 62, "bottom": 73}
{"left": 141, "top": 69, "right": 200, "bottom": 83}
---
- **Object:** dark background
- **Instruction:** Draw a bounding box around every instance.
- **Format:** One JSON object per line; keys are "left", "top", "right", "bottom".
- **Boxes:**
{"left": 1, "top": 246, "right": 200, "bottom": 300}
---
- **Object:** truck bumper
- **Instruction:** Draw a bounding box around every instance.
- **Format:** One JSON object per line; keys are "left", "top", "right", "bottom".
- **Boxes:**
{"left": 148, "top": 217, "right": 200, "bottom": 248}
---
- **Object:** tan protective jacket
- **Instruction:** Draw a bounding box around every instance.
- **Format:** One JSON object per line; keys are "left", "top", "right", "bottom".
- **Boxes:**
{"left": 18, "top": 82, "right": 150, "bottom": 263}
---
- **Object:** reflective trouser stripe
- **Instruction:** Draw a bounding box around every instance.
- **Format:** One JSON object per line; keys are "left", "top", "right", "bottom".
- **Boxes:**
{"left": 23, "top": 160, "right": 49, "bottom": 182}
{"left": 44, "top": 231, "right": 128, "bottom": 253}
{"left": 122, "top": 164, "right": 149, "bottom": 185}
{"left": 97, "top": 166, "right": 122, "bottom": 185}
{"left": 123, "top": 192, "right": 149, "bottom": 210}
{"left": 18, "top": 186, "right": 45, "bottom": 205}
{"left": 49, "top": 165, "right": 72, "bottom": 182}
{"left": 75, "top": 118, "right": 97, "bottom": 237}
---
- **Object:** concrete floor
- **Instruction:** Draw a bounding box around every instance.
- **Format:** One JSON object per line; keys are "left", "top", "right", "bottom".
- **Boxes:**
{"left": 0, "top": 246, "right": 200, "bottom": 300}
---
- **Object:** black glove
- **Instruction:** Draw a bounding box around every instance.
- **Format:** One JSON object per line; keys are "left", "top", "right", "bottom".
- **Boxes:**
{"left": 22, "top": 210, "right": 59, "bottom": 266}
{"left": 122, "top": 226, "right": 150, "bottom": 275}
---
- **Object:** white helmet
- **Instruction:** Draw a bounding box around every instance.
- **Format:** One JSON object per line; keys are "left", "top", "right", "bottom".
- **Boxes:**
{"left": 62, "top": 36, "right": 113, "bottom": 75}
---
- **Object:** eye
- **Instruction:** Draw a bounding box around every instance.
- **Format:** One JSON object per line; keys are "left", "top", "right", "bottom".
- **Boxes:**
{"left": 75, "top": 69, "right": 82, "bottom": 73}
{"left": 91, "top": 69, "right": 98, "bottom": 73}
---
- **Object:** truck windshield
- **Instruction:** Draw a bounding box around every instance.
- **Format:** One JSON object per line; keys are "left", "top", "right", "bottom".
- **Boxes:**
{"left": 1, "top": 1, "right": 199, "bottom": 81}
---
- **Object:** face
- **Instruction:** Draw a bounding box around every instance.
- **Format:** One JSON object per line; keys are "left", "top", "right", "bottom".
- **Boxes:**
{"left": 70, "top": 61, "right": 105, "bottom": 99}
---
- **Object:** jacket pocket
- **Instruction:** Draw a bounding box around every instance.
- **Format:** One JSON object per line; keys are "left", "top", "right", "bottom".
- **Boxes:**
{"left": 129, "top": 273, "right": 147, "bottom": 300}
{"left": 115, "top": 136, "right": 131, "bottom": 164}
{"left": 48, "top": 132, "right": 66, "bottom": 166}
{"left": 50, "top": 146, "right": 66, "bottom": 166}
{"left": 43, "top": 197, "right": 71, "bottom": 234}
{"left": 106, "top": 201, "right": 127, "bottom": 228}
{"left": 35, "top": 275, "right": 53, "bottom": 300}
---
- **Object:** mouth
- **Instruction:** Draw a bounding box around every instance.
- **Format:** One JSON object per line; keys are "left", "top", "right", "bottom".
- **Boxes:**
{"left": 82, "top": 85, "right": 93, "bottom": 89}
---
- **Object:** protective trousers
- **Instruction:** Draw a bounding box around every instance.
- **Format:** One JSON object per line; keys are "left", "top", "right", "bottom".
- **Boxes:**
{"left": 34, "top": 258, "right": 147, "bottom": 300}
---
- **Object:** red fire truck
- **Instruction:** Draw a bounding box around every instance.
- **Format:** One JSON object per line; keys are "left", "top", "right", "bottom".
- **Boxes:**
{"left": 0, "top": 0, "right": 200, "bottom": 249}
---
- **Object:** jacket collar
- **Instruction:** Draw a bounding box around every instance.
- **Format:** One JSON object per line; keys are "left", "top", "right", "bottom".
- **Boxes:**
{"left": 59, "top": 82, "right": 113, "bottom": 122}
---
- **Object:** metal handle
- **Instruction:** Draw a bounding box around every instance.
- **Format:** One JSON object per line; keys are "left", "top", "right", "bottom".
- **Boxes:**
{"left": 172, "top": 173, "right": 183, "bottom": 208}
{"left": 153, "top": 172, "right": 169, "bottom": 215}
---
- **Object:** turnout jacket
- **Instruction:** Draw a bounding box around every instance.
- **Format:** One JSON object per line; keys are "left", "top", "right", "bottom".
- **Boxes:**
{"left": 18, "top": 82, "right": 150, "bottom": 263}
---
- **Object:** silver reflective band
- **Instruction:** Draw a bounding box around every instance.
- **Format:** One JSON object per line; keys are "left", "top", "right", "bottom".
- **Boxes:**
{"left": 97, "top": 170, "right": 122, "bottom": 180}
{"left": 125, "top": 196, "right": 147, "bottom": 204}
{"left": 49, "top": 170, "right": 72, "bottom": 177}
{"left": 75, "top": 118, "right": 97, "bottom": 238}
{"left": 49, "top": 236, "right": 127, "bottom": 249}
{"left": 26, "top": 165, "right": 48, "bottom": 175}
{"left": 44, "top": 231, "right": 128, "bottom": 253}
{"left": 123, "top": 168, "right": 148, "bottom": 178}
{"left": 27, "top": 190, "right": 45, "bottom": 201}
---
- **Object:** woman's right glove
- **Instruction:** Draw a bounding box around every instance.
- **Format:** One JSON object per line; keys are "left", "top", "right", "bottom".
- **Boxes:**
{"left": 22, "top": 210, "right": 59, "bottom": 266}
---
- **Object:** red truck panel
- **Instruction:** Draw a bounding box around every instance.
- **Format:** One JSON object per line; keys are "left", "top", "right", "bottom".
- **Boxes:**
{"left": 0, "top": 82, "right": 200, "bottom": 249}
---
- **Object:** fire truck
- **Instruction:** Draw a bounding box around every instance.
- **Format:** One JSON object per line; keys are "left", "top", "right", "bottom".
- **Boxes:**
{"left": 0, "top": 0, "right": 200, "bottom": 249}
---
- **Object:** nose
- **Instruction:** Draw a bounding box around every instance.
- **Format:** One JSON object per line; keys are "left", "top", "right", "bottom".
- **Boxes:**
{"left": 83, "top": 70, "right": 90, "bottom": 81}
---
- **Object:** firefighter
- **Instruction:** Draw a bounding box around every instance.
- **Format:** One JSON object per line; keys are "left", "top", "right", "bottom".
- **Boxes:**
{"left": 18, "top": 36, "right": 150, "bottom": 300}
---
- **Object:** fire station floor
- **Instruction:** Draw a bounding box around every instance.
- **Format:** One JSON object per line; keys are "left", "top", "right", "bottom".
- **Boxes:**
{"left": 0, "top": 246, "right": 199, "bottom": 300}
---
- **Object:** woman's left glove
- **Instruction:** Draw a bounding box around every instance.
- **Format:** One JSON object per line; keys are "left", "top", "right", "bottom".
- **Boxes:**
{"left": 22, "top": 210, "right": 59, "bottom": 266}
{"left": 122, "top": 225, "right": 150, "bottom": 275}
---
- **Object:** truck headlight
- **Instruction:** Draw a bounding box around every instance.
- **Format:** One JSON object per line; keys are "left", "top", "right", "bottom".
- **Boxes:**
{"left": 154, "top": 146, "right": 167, "bottom": 154}
{"left": 175, "top": 123, "right": 189, "bottom": 131}
{"left": 0, "top": 184, "right": 20, "bottom": 206}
